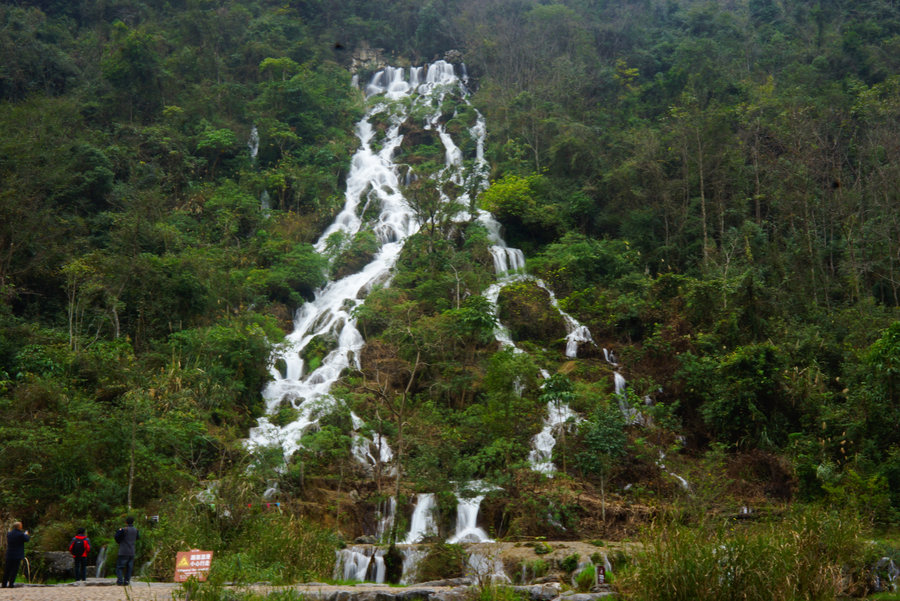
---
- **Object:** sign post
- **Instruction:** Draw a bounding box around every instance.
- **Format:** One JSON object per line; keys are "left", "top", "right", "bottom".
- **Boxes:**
{"left": 174, "top": 550, "right": 214, "bottom": 582}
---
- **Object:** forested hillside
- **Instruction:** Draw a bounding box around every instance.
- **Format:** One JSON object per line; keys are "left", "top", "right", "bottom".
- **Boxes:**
{"left": 1, "top": 0, "right": 899, "bottom": 584}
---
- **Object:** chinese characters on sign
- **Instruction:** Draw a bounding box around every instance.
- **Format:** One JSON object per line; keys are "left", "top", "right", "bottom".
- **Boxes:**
{"left": 174, "top": 550, "right": 214, "bottom": 582}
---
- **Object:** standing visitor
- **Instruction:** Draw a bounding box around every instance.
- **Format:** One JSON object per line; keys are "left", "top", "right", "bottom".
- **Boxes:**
{"left": 68, "top": 528, "right": 91, "bottom": 583}
{"left": 2, "top": 522, "right": 30, "bottom": 588}
{"left": 114, "top": 517, "right": 139, "bottom": 586}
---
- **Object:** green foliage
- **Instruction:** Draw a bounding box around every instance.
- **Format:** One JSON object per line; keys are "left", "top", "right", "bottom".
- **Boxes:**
{"left": 146, "top": 498, "right": 339, "bottom": 586}
{"left": 480, "top": 173, "right": 563, "bottom": 249}
{"left": 496, "top": 281, "right": 567, "bottom": 347}
{"left": 417, "top": 542, "right": 467, "bottom": 582}
{"left": 530, "top": 233, "right": 644, "bottom": 296}
{"left": 574, "top": 563, "right": 595, "bottom": 592}
{"left": 533, "top": 542, "right": 552, "bottom": 555}
{"left": 4, "top": 0, "right": 900, "bottom": 554}
{"left": 702, "top": 344, "right": 790, "bottom": 448}
{"left": 575, "top": 404, "right": 627, "bottom": 479}
{"left": 618, "top": 508, "right": 872, "bottom": 601}
{"left": 560, "top": 552, "right": 580, "bottom": 572}
{"left": 331, "top": 229, "right": 379, "bottom": 279}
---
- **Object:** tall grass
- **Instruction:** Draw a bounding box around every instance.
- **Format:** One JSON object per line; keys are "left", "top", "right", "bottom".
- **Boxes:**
{"left": 144, "top": 503, "right": 339, "bottom": 585}
{"left": 617, "top": 507, "right": 871, "bottom": 601}
{"left": 210, "top": 513, "right": 340, "bottom": 584}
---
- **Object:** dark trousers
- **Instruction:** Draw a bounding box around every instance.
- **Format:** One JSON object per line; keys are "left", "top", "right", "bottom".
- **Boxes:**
{"left": 2, "top": 557, "right": 22, "bottom": 587}
{"left": 73, "top": 556, "right": 87, "bottom": 581}
{"left": 115, "top": 555, "right": 134, "bottom": 585}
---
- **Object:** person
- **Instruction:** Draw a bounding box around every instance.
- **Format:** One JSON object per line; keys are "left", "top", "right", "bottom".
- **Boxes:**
{"left": 2, "top": 522, "right": 30, "bottom": 588}
{"left": 68, "top": 528, "right": 91, "bottom": 583}
{"left": 114, "top": 517, "right": 139, "bottom": 586}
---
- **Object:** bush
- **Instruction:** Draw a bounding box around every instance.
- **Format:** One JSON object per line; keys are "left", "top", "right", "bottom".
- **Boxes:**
{"left": 560, "top": 552, "right": 580, "bottom": 573}
{"left": 574, "top": 563, "right": 596, "bottom": 592}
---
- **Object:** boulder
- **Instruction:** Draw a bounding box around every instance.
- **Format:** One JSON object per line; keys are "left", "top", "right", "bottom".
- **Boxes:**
{"left": 41, "top": 551, "right": 73, "bottom": 580}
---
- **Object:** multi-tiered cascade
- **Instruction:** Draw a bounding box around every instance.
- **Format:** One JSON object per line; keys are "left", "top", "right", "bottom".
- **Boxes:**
{"left": 249, "top": 62, "right": 628, "bottom": 583}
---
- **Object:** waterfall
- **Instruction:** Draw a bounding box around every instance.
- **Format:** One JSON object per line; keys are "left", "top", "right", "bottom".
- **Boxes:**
{"left": 248, "top": 61, "right": 468, "bottom": 461}
{"left": 399, "top": 547, "right": 428, "bottom": 585}
{"left": 375, "top": 496, "right": 397, "bottom": 543}
{"left": 251, "top": 60, "right": 607, "bottom": 540}
{"left": 657, "top": 450, "right": 690, "bottom": 491}
{"left": 334, "top": 546, "right": 385, "bottom": 583}
{"left": 350, "top": 412, "right": 395, "bottom": 476}
{"left": 528, "top": 402, "right": 579, "bottom": 476}
{"left": 403, "top": 493, "right": 437, "bottom": 544}
{"left": 447, "top": 494, "right": 491, "bottom": 543}
{"left": 94, "top": 545, "right": 108, "bottom": 578}
{"left": 614, "top": 371, "right": 643, "bottom": 425}
{"left": 467, "top": 551, "right": 510, "bottom": 584}
{"left": 248, "top": 125, "right": 259, "bottom": 160}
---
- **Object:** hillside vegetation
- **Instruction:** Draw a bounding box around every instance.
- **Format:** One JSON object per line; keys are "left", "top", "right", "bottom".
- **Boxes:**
{"left": 0, "top": 0, "right": 899, "bottom": 588}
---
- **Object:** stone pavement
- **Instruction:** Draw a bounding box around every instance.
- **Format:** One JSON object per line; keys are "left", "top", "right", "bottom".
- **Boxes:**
{"left": 0, "top": 580, "right": 457, "bottom": 601}
{"left": 0, "top": 580, "right": 180, "bottom": 601}
{"left": 0, "top": 579, "right": 615, "bottom": 601}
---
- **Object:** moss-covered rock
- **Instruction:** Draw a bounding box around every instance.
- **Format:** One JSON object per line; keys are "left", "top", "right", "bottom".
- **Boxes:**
{"left": 497, "top": 281, "right": 568, "bottom": 349}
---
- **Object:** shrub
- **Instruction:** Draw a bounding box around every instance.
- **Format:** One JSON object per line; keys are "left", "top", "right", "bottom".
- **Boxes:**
{"left": 533, "top": 542, "right": 552, "bottom": 555}
{"left": 560, "top": 553, "right": 580, "bottom": 573}
{"left": 574, "top": 563, "right": 596, "bottom": 592}
{"left": 518, "top": 558, "right": 548, "bottom": 583}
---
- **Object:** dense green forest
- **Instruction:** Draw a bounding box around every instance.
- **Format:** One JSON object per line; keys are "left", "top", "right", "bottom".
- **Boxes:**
{"left": 1, "top": 0, "right": 899, "bottom": 590}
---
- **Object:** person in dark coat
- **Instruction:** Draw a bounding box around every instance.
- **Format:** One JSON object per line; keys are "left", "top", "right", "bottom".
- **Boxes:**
{"left": 114, "top": 516, "right": 139, "bottom": 586}
{"left": 2, "top": 522, "right": 30, "bottom": 588}
{"left": 68, "top": 528, "right": 91, "bottom": 582}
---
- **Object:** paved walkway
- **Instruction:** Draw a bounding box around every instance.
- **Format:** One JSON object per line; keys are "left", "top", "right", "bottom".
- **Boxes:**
{"left": 0, "top": 580, "right": 461, "bottom": 601}
{"left": 0, "top": 581, "right": 181, "bottom": 601}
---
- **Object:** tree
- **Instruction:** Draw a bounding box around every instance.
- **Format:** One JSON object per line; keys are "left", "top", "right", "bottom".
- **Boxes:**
{"left": 576, "top": 402, "right": 627, "bottom": 522}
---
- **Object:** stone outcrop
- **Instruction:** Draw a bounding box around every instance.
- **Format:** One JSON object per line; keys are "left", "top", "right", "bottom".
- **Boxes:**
{"left": 40, "top": 551, "right": 73, "bottom": 580}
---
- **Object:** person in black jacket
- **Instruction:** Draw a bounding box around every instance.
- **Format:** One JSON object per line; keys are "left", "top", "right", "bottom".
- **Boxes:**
{"left": 68, "top": 528, "right": 91, "bottom": 583}
{"left": 2, "top": 522, "right": 30, "bottom": 588}
{"left": 114, "top": 517, "right": 139, "bottom": 586}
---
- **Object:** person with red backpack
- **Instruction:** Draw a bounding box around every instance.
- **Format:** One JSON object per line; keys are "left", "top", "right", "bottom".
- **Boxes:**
{"left": 68, "top": 528, "right": 91, "bottom": 583}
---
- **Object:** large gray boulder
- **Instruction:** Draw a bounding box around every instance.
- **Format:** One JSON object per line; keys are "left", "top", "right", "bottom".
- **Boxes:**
{"left": 41, "top": 551, "right": 73, "bottom": 580}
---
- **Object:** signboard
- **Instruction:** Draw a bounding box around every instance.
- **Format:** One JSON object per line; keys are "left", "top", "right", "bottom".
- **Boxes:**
{"left": 174, "top": 550, "right": 214, "bottom": 582}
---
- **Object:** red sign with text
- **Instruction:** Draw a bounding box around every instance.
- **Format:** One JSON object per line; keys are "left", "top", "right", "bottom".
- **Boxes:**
{"left": 174, "top": 550, "right": 214, "bottom": 582}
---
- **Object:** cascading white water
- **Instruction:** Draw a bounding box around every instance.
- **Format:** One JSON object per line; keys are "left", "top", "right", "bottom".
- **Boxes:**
{"left": 399, "top": 547, "right": 428, "bottom": 585}
{"left": 248, "top": 125, "right": 259, "bottom": 160}
{"left": 403, "top": 493, "right": 437, "bottom": 544}
{"left": 252, "top": 60, "right": 607, "bottom": 552}
{"left": 657, "top": 450, "right": 690, "bottom": 491}
{"left": 467, "top": 550, "right": 510, "bottom": 584}
{"left": 528, "top": 402, "right": 579, "bottom": 476}
{"left": 447, "top": 495, "right": 492, "bottom": 543}
{"left": 334, "top": 546, "right": 385, "bottom": 583}
{"left": 614, "top": 372, "right": 626, "bottom": 395}
{"left": 94, "top": 545, "right": 108, "bottom": 578}
{"left": 247, "top": 62, "right": 463, "bottom": 462}
{"left": 375, "top": 496, "right": 397, "bottom": 543}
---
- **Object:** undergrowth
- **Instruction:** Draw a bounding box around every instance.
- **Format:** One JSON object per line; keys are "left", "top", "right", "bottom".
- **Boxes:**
{"left": 617, "top": 506, "right": 875, "bottom": 601}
